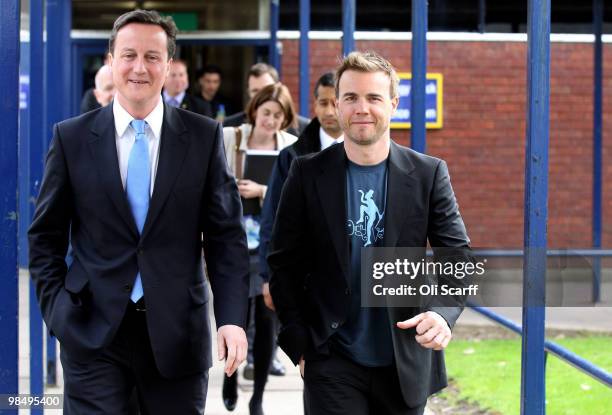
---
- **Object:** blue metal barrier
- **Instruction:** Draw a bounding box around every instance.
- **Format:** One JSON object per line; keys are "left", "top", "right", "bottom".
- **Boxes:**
{"left": 522, "top": 0, "right": 551, "bottom": 413}
{"left": 44, "top": 0, "right": 72, "bottom": 390}
{"left": 592, "top": 0, "right": 603, "bottom": 304}
{"left": 342, "top": 0, "right": 355, "bottom": 56}
{"left": 29, "top": 0, "right": 45, "bottom": 402}
{"left": 299, "top": 0, "right": 310, "bottom": 117}
{"left": 269, "top": 0, "right": 281, "bottom": 73}
{"left": 411, "top": 0, "right": 428, "bottom": 154}
{"left": 0, "top": 0, "right": 20, "bottom": 399}
{"left": 470, "top": 306, "right": 612, "bottom": 388}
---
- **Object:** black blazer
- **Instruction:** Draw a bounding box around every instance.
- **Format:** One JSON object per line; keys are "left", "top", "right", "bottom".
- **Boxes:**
{"left": 28, "top": 104, "right": 249, "bottom": 379}
{"left": 268, "top": 141, "right": 471, "bottom": 407}
{"left": 178, "top": 93, "right": 213, "bottom": 118}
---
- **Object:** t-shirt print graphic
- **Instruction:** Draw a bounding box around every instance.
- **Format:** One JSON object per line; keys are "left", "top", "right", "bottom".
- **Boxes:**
{"left": 348, "top": 189, "right": 384, "bottom": 246}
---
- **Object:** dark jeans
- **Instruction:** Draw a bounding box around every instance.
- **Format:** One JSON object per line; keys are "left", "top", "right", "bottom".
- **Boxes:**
{"left": 304, "top": 350, "right": 426, "bottom": 415}
{"left": 60, "top": 302, "right": 208, "bottom": 415}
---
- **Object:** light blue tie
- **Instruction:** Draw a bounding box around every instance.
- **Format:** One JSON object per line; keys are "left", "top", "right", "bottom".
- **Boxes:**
{"left": 167, "top": 98, "right": 179, "bottom": 107}
{"left": 127, "top": 119, "right": 150, "bottom": 302}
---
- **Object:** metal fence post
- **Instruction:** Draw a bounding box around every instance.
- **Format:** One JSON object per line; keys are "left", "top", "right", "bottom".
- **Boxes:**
{"left": 521, "top": 0, "right": 550, "bottom": 414}
{"left": 592, "top": 0, "right": 603, "bottom": 304}
{"left": 411, "top": 0, "right": 428, "bottom": 153}
{"left": 299, "top": 0, "right": 311, "bottom": 117}
{"left": 0, "top": 0, "right": 21, "bottom": 400}
{"left": 342, "top": 0, "right": 355, "bottom": 56}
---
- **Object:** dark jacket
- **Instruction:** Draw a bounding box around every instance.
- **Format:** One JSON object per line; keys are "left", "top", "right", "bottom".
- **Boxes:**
{"left": 259, "top": 118, "right": 322, "bottom": 282}
{"left": 80, "top": 88, "right": 101, "bottom": 114}
{"left": 177, "top": 93, "right": 213, "bottom": 118}
{"left": 28, "top": 103, "right": 249, "bottom": 378}
{"left": 268, "top": 141, "right": 471, "bottom": 407}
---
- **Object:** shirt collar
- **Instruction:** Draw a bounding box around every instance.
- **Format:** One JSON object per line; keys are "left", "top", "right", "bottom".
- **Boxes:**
{"left": 163, "top": 90, "right": 186, "bottom": 106}
{"left": 319, "top": 126, "right": 344, "bottom": 150}
{"left": 113, "top": 96, "right": 164, "bottom": 140}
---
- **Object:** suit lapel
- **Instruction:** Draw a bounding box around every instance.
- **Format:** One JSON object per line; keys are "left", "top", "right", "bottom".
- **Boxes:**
{"left": 315, "top": 145, "right": 350, "bottom": 284}
{"left": 141, "top": 104, "right": 189, "bottom": 238}
{"left": 89, "top": 105, "right": 139, "bottom": 237}
{"left": 383, "top": 141, "right": 416, "bottom": 247}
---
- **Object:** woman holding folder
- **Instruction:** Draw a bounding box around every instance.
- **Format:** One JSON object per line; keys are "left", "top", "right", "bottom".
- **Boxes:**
{"left": 221, "top": 83, "right": 298, "bottom": 415}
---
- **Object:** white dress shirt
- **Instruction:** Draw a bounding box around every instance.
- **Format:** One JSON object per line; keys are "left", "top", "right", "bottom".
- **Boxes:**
{"left": 113, "top": 98, "right": 163, "bottom": 196}
{"left": 319, "top": 127, "right": 344, "bottom": 150}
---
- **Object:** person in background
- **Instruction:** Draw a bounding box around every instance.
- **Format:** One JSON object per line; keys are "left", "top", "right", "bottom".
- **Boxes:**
{"left": 80, "top": 60, "right": 114, "bottom": 113}
{"left": 92, "top": 64, "right": 116, "bottom": 107}
{"left": 163, "top": 58, "right": 213, "bottom": 118}
{"left": 221, "top": 83, "right": 298, "bottom": 415}
{"left": 224, "top": 62, "right": 310, "bottom": 136}
{"left": 197, "top": 64, "right": 232, "bottom": 122}
{"left": 226, "top": 62, "right": 296, "bottom": 381}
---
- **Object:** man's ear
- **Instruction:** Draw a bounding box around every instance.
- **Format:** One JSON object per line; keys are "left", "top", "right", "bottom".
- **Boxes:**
{"left": 93, "top": 89, "right": 103, "bottom": 105}
{"left": 166, "top": 58, "right": 173, "bottom": 77}
{"left": 390, "top": 95, "right": 399, "bottom": 116}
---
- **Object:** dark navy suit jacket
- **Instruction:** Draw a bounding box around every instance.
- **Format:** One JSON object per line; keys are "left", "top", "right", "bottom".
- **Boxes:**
{"left": 28, "top": 103, "right": 249, "bottom": 378}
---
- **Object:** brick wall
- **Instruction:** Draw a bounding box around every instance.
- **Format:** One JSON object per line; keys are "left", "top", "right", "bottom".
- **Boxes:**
{"left": 281, "top": 39, "right": 612, "bottom": 248}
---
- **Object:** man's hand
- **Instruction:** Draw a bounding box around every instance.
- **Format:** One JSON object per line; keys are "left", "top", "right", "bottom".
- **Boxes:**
{"left": 217, "top": 325, "right": 248, "bottom": 376}
{"left": 262, "top": 282, "right": 275, "bottom": 311}
{"left": 396, "top": 311, "right": 452, "bottom": 351}
{"left": 238, "top": 179, "right": 265, "bottom": 199}
{"left": 299, "top": 357, "right": 305, "bottom": 378}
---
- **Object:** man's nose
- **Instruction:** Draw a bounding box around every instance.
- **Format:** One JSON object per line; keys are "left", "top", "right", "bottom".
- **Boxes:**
{"left": 132, "top": 57, "right": 146, "bottom": 73}
{"left": 355, "top": 98, "right": 369, "bottom": 113}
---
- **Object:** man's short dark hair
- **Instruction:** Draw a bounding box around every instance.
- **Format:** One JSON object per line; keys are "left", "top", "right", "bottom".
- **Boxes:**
{"left": 109, "top": 10, "right": 177, "bottom": 60}
{"left": 248, "top": 63, "right": 279, "bottom": 83}
{"left": 314, "top": 72, "right": 335, "bottom": 98}
{"left": 198, "top": 65, "right": 223, "bottom": 79}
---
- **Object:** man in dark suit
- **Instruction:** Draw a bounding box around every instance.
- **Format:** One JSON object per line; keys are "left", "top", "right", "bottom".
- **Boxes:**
{"left": 28, "top": 10, "right": 249, "bottom": 414}
{"left": 224, "top": 62, "right": 310, "bottom": 136}
{"left": 269, "top": 52, "right": 471, "bottom": 415}
{"left": 260, "top": 71, "right": 343, "bottom": 306}
{"left": 163, "top": 58, "right": 213, "bottom": 118}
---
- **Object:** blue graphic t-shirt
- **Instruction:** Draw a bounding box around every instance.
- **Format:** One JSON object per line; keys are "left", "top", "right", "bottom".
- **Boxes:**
{"left": 333, "top": 158, "right": 394, "bottom": 367}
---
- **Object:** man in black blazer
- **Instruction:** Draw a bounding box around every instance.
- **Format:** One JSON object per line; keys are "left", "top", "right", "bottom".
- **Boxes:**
{"left": 163, "top": 58, "right": 213, "bottom": 118}
{"left": 28, "top": 10, "right": 249, "bottom": 414}
{"left": 269, "top": 52, "right": 471, "bottom": 415}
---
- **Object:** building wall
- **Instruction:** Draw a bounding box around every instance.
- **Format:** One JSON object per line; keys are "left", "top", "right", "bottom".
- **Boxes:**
{"left": 281, "top": 39, "right": 612, "bottom": 248}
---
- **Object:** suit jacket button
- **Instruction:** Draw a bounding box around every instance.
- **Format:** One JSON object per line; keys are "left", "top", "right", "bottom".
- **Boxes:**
{"left": 138, "top": 249, "right": 144, "bottom": 255}
{"left": 345, "top": 288, "right": 350, "bottom": 295}
{"left": 331, "top": 322, "right": 339, "bottom": 329}
{"left": 124, "top": 284, "right": 131, "bottom": 292}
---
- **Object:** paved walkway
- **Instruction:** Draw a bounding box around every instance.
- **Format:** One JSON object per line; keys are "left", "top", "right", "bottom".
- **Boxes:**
{"left": 16, "top": 270, "right": 611, "bottom": 414}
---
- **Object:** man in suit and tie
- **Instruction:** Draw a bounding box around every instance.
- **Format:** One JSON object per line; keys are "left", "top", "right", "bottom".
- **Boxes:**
{"left": 163, "top": 58, "right": 213, "bottom": 118}
{"left": 268, "top": 51, "right": 472, "bottom": 415}
{"left": 28, "top": 10, "right": 249, "bottom": 414}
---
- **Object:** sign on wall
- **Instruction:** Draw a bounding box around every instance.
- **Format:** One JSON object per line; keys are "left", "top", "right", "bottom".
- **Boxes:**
{"left": 391, "top": 73, "right": 443, "bottom": 129}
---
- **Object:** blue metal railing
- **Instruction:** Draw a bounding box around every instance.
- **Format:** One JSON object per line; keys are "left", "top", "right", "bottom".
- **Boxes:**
{"left": 470, "top": 305, "right": 612, "bottom": 388}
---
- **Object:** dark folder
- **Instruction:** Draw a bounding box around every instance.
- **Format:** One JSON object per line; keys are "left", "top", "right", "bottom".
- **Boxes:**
{"left": 241, "top": 149, "right": 279, "bottom": 216}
